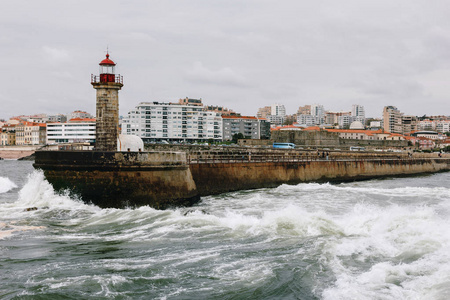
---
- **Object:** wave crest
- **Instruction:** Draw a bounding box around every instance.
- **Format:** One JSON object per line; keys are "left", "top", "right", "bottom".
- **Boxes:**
{"left": 0, "top": 177, "right": 18, "bottom": 193}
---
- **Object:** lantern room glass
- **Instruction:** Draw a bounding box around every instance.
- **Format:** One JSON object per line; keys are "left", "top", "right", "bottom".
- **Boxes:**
{"left": 100, "top": 65, "right": 115, "bottom": 74}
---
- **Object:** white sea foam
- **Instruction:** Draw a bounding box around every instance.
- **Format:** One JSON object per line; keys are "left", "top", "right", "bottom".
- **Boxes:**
{"left": 321, "top": 200, "right": 450, "bottom": 300}
{"left": 277, "top": 182, "right": 450, "bottom": 199}
{"left": 0, "top": 176, "right": 17, "bottom": 193}
{"left": 0, "top": 170, "right": 101, "bottom": 228}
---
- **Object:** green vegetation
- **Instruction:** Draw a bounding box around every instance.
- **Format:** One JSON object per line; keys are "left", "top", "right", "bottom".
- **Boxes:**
{"left": 232, "top": 133, "right": 244, "bottom": 143}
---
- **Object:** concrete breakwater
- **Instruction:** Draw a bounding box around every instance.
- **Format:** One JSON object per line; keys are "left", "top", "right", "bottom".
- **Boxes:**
{"left": 34, "top": 150, "right": 450, "bottom": 208}
{"left": 34, "top": 151, "right": 199, "bottom": 209}
{"left": 190, "top": 158, "right": 449, "bottom": 196}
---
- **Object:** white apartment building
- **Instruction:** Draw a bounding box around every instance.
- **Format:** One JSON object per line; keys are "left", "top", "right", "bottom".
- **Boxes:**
{"left": 310, "top": 104, "right": 325, "bottom": 124}
{"left": 271, "top": 103, "right": 286, "bottom": 116}
{"left": 267, "top": 115, "right": 285, "bottom": 126}
{"left": 46, "top": 121, "right": 96, "bottom": 144}
{"left": 122, "top": 102, "right": 223, "bottom": 142}
{"left": 297, "top": 114, "right": 319, "bottom": 127}
{"left": 268, "top": 103, "right": 286, "bottom": 126}
{"left": 351, "top": 104, "right": 365, "bottom": 124}
{"left": 436, "top": 120, "right": 450, "bottom": 133}
{"left": 417, "top": 120, "right": 435, "bottom": 131}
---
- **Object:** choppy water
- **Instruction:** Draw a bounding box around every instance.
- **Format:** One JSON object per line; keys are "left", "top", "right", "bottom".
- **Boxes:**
{"left": 1, "top": 160, "right": 449, "bottom": 300}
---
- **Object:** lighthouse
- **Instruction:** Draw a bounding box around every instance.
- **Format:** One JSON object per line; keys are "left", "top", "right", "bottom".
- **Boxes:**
{"left": 91, "top": 53, "right": 123, "bottom": 151}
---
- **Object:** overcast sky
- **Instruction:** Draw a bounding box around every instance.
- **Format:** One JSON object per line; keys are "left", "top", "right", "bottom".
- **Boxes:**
{"left": 1, "top": 0, "right": 450, "bottom": 120}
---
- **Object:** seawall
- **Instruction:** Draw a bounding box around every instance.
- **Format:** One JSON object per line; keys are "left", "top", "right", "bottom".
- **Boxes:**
{"left": 34, "top": 150, "right": 450, "bottom": 208}
{"left": 190, "top": 158, "right": 450, "bottom": 196}
{"left": 34, "top": 151, "right": 199, "bottom": 209}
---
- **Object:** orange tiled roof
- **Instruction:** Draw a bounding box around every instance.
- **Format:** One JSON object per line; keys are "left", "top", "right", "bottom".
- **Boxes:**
{"left": 69, "top": 118, "right": 96, "bottom": 122}
{"left": 302, "top": 126, "right": 321, "bottom": 131}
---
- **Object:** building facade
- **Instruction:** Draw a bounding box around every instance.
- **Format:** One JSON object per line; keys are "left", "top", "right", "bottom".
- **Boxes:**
{"left": 310, "top": 104, "right": 325, "bottom": 124}
{"left": 0, "top": 124, "right": 16, "bottom": 145}
{"left": 122, "top": 101, "right": 223, "bottom": 142}
{"left": 257, "top": 106, "right": 271, "bottom": 119}
{"left": 46, "top": 120, "right": 96, "bottom": 144}
{"left": 401, "top": 115, "right": 418, "bottom": 134}
{"left": 351, "top": 104, "right": 365, "bottom": 124}
{"left": 267, "top": 103, "right": 286, "bottom": 126}
{"left": 15, "top": 122, "right": 46, "bottom": 145}
{"left": 297, "top": 105, "right": 311, "bottom": 115}
{"left": 436, "top": 120, "right": 450, "bottom": 133}
{"left": 297, "top": 114, "right": 319, "bottom": 127}
{"left": 383, "top": 106, "right": 403, "bottom": 134}
{"left": 1, "top": 131, "right": 15, "bottom": 145}
{"left": 222, "top": 116, "right": 270, "bottom": 140}
{"left": 67, "top": 110, "right": 94, "bottom": 121}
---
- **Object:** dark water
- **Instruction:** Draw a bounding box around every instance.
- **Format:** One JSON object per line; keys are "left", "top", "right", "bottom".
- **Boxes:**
{"left": 1, "top": 160, "right": 449, "bottom": 299}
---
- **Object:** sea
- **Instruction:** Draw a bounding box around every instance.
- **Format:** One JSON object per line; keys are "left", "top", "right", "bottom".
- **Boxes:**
{"left": 1, "top": 160, "right": 449, "bottom": 300}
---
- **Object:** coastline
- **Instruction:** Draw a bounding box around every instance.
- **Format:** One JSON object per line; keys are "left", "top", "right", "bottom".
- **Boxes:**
{"left": 0, "top": 145, "right": 41, "bottom": 160}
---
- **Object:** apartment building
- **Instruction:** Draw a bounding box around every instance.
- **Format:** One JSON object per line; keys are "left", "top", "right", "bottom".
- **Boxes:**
{"left": 297, "top": 105, "right": 311, "bottom": 115}
{"left": 351, "top": 104, "right": 365, "bottom": 124}
{"left": 222, "top": 116, "right": 270, "bottom": 141}
{"left": 436, "top": 120, "right": 450, "bottom": 133}
{"left": 122, "top": 101, "right": 223, "bottom": 142}
{"left": 204, "top": 105, "right": 237, "bottom": 116}
{"left": 401, "top": 115, "right": 418, "bottom": 134}
{"left": 383, "top": 106, "right": 403, "bottom": 133}
{"left": 1, "top": 124, "right": 16, "bottom": 145}
{"left": 15, "top": 122, "right": 46, "bottom": 145}
{"left": 297, "top": 114, "right": 319, "bottom": 127}
{"left": 46, "top": 119, "right": 96, "bottom": 144}
{"left": 67, "top": 110, "right": 94, "bottom": 121}
{"left": 257, "top": 106, "right": 271, "bottom": 119}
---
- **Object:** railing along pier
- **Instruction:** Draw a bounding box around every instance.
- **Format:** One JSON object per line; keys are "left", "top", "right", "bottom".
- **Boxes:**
{"left": 187, "top": 149, "right": 420, "bottom": 165}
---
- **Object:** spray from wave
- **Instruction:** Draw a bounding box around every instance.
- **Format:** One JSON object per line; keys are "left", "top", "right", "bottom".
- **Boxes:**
{"left": 0, "top": 176, "right": 18, "bottom": 193}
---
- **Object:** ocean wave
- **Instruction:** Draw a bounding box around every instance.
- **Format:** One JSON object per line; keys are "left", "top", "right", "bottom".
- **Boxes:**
{"left": 0, "top": 176, "right": 18, "bottom": 193}
{"left": 320, "top": 202, "right": 450, "bottom": 300}
{"left": 276, "top": 181, "right": 450, "bottom": 198}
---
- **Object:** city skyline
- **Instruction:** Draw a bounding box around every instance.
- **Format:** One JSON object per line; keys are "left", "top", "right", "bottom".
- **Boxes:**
{"left": 2, "top": 1, "right": 450, "bottom": 119}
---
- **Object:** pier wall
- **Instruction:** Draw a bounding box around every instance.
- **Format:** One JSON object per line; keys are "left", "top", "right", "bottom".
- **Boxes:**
{"left": 190, "top": 158, "right": 450, "bottom": 196}
{"left": 34, "top": 151, "right": 199, "bottom": 209}
{"left": 34, "top": 150, "right": 450, "bottom": 208}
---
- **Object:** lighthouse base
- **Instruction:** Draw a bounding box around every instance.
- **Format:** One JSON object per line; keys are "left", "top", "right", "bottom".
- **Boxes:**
{"left": 33, "top": 151, "right": 199, "bottom": 209}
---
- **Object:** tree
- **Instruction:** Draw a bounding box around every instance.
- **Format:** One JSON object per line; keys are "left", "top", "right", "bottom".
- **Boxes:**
{"left": 283, "top": 118, "right": 294, "bottom": 126}
{"left": 232, "top": 133, "right": 244, "bottom": 143}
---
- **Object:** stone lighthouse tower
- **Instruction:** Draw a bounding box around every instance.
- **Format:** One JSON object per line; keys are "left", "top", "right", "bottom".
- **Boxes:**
{"left": 91, "top": 53, "right": 123, "bottom": 151}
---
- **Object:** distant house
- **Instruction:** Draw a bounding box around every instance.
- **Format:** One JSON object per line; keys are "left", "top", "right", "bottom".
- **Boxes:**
{"left": 15, "top": 122, "right": 46, "bottom": 145}
{"left": 1, "top": 124, "right": 16, "bottom": 145}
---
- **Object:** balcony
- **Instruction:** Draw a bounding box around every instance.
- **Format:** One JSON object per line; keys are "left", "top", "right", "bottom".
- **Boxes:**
{"left": 91, "top": 74, "right": 123, "bottom": 84}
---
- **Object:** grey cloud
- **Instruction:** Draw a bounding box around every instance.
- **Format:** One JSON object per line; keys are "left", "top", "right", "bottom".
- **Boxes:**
{"left": 0, "top": 0, "right": 449, "bottom": 119}
{"left": 185, "top": 62, "right": 249, "bottom": 88}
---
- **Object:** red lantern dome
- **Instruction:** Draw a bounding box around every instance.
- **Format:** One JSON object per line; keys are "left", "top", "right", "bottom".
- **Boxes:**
{"left": 91, "top": 52, "right": 123, "bottom": 85}
{"left": 99, "top": 53, "right": 116, "bottom": 66}
{"left": 99, "top": 53, "right": 116, "bottom": 83}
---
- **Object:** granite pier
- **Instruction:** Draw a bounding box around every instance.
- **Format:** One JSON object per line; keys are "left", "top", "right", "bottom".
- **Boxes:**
{"left": 34, "top": 149, "right": 450, "bottom": 208}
